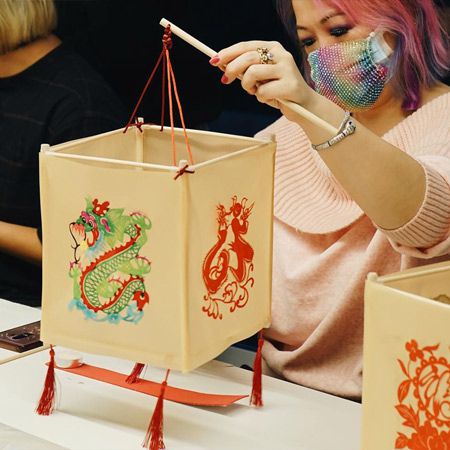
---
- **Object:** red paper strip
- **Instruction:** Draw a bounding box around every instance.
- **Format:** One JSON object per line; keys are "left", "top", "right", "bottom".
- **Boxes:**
{"left": 56, "top": 363, "right": 247, "bottom": 407}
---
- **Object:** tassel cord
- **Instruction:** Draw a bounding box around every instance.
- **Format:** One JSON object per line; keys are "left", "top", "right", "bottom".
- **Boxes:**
{"left": 143, "top": 369, "right": 171, "bottom": 450}
{"left": 250, "top": 330, "right": 264, "bottom": 407}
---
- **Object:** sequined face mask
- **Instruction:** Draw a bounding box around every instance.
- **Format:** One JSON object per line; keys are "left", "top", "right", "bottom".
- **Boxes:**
{"left": 307, "top": 31, "right": 393, "bottom": 111}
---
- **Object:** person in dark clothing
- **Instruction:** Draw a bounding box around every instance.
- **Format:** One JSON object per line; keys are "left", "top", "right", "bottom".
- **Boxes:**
{"left": 0, "top": 0, "right": 127, "bottom": 306}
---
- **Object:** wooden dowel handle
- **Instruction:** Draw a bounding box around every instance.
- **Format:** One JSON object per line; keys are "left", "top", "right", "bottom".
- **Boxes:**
{"left": 159, "top": 18, "right": 338, "bottom": 135}
{"left": 160, "top": 18, "right": 216, "bottom": 58}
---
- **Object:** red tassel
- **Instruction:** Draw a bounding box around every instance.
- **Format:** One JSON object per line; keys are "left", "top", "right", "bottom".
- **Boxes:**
{"left": 126, "top": 362, "right": 146, "bottom": 384}
{"left": 143, "top": 369, "right": 170, "bottom": 450}
{"left": 250, "top": 330, "right": 264, "bottom": 407}
{"left": 36, "top": 345, "right": 56, "bottom": 415}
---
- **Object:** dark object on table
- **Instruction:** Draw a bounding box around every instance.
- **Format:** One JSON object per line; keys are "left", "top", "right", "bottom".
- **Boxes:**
{"left": 0, "top": 321, "right": 42, "bottom": 353}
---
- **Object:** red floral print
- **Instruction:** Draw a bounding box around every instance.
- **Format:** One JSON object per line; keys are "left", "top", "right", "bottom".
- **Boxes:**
{"left": 395, "top": 341, "right": 450, "bottom": 450}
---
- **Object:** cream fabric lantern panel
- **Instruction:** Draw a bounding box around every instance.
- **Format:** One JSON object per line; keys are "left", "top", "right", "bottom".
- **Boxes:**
{"left": 362, "top": 261, "right": 450, "bottom": 450}
{"left": 40, "top": 125, "right": 275, "bottom": 372}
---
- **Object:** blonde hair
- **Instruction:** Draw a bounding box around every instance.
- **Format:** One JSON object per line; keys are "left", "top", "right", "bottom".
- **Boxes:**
{"left": 0, "top": 0, "right": 57, "bottom": 54}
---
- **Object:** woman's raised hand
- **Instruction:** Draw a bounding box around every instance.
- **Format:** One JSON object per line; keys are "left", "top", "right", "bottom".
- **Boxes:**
{"left": 210, "top": 40, "right": 314, "bottom": 117}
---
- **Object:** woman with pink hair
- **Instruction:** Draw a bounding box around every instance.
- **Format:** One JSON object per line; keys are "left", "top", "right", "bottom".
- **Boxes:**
{"left": 210, "top": 0, "right": 450, "bottom": 400}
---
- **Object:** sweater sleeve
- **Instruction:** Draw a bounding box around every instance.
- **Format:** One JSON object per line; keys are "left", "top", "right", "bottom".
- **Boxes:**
{"left": 379, "top": 157, "right": 450, "bottom": 258}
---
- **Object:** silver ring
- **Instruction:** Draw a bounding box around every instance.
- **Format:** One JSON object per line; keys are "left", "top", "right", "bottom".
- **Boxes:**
{"left": 257, "top": 47, "right": 274, "bottom": 64}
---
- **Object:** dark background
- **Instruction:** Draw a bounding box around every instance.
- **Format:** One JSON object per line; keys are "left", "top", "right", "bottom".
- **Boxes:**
{"left": 54, "top": 0, "right": 296, "bottom": 136}
{"left": 54, "top": 0, "right": 449, "bottom": 137}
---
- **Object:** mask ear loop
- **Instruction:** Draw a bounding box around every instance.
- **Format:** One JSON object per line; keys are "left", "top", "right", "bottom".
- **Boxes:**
{"left": 368, "top": 28, "right": 395, "bottom": 83}
{"left": 369, "top": 29, "right": 394, "bottom": 64}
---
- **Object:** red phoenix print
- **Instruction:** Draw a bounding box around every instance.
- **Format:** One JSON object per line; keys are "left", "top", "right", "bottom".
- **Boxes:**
{"left": 394, "top": 340, "right": 450, "bottom": 449}
{"left": 202, "top": 196, "right": 255, "bottom": 320}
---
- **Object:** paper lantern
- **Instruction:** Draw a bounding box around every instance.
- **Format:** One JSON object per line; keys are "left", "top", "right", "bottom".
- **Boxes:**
{"left": 363, "top": 261, "right": 450, "bottom": 450}
{"left": 39, "top": 125, "right": 275, "bottom": 371}
{"left": 36, "top": 26, "right": 275, "bottom": 448}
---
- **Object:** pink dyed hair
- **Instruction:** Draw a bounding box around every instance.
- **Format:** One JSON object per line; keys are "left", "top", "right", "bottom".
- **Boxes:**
{"left": 277, "top": 0, "right": 449, "bottom": 110}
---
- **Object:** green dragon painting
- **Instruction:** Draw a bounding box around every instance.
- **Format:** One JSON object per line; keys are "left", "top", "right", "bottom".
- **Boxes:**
{"left": 68, "top": 198, "right": 152, "bottom": 324}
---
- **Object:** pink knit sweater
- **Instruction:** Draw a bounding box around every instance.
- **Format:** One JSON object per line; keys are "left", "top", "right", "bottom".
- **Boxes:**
{"left": 255, "top": 92, "right": 450, "bottom": 400}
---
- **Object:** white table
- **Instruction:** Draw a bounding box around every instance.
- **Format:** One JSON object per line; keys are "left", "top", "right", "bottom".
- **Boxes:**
{"left": 0, "top": 299, "right": 43, "bottom": 363}
{"left": 0, "top": 299, "right": 361, "bottom": 449}
{"left": 0, "top": 299, "right": 66, "bottom": 449}
{"left": 0, "top": 349, "right": 361, "bottom": 450}
{"left": 0, "top": 423, "right": 66, "bottom": 450}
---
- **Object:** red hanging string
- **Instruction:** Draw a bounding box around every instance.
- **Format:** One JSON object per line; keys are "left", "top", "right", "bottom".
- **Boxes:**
{"left": 143, "top": 369, "right": 171, "bottom": 450}
{"left": 173, "top": 164, "right": 195, "bottom": 181}
{"left": 123, "top": 50, "right": 165, "bottom": 134}
{"left": 123, "top": 24, "right": 194, "bottom": 175}
{"left": 166, "top": 49, "right": 177, "bottom": 167}
{"left": 124, "top": 25, "right": 172, "bottom": 133}
{"left": 127, "top": 120, "right": 157, "bottom": 133}
{"left": 160, "top": 55, "right": 167, "bottom": 132}
{"left": 133, "top": 118, "right": 144, "bottom": 133}
{"left": 166, "top": 55, "right": 194, "bottom": 165}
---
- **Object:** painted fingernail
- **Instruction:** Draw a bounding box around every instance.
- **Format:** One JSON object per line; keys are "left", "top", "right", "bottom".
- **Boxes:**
{"left": 209, "top": 55, "right": 220, "bottom": 65}
{"left": 221, "top": 74, "right": 229, "bottom": 84}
